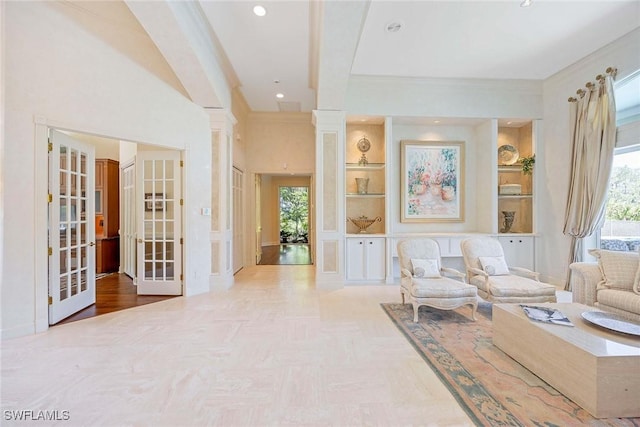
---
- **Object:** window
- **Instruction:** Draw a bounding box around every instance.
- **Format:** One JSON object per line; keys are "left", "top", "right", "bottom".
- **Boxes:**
{"left": 600, "top": 146, "right": 640, "bottom": 251}
{"left": 279, "top": 186, "right": 309, "bottom": 244}
{"left": 599, "top": 70, "right": 640, "bottom": 252}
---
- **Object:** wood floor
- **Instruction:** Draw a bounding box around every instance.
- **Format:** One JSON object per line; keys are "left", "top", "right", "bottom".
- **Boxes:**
{"left": 1, "top": 265, "right": 478, "bottom": 426}
{"left": 258, "top": 244, "right": 312, "bottom": 265}
{"left": 57, "top": 273, "right": 177, "bottom": 325}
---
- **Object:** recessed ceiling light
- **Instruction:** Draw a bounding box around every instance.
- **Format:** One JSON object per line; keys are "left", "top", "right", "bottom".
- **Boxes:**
{"left": 386, "top": 20, "right": 403, "bottom": 33}
{"left": 253, "top": 5, "right": 267, "bottom": 16}
{"left": 520, "top": 0, "right": 532, "bottom": 7}
{"left": 434, "top": 120, "right": 441, "bottom": 124}
{"left": 276, "top": 93, "right": 284, "bottom": 99}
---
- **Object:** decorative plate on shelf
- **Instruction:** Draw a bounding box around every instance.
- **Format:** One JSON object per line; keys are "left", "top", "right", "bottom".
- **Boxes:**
{"left": 357, "top": 137, "right": 371, "bottom": 153}
{"left": 498, "top": 144, "right": 519, "bottom": 165}
{"left": 581, "top": 311, "right": 640, "bottom": 336}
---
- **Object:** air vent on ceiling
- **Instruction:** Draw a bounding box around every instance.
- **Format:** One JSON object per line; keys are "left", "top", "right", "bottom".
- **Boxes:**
{"left": 278, "top": 101, "right": 301, "bottom": 112}
{"left": 386, "top": 21, "right": 403, "bottom": 33}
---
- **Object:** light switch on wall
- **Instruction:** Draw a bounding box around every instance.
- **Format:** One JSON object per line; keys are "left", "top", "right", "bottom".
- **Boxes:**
{"left": 201, "top": 208, "right": 211, "bottom": 216}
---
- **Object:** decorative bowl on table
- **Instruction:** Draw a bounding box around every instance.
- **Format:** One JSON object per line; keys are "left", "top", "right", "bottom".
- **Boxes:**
{"left": 348, "top": 216, "right": 381, "bottom": 233}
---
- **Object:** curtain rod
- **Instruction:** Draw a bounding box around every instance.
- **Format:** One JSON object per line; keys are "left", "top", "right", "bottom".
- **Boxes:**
{"left": 567, "top": 67, "right": 617, "bottom": 102}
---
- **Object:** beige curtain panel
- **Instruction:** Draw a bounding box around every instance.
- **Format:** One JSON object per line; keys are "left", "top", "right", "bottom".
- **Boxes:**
{"left": 563, "top": 68, "right": 617, "bottom": 290}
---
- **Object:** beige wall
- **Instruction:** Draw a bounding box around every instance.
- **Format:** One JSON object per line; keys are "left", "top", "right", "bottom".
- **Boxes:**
{"left": 246, "top": 112, "right": 315, "bottom": 174}
{"left": 246, "top": 112, "right": 315, "bottom": 259}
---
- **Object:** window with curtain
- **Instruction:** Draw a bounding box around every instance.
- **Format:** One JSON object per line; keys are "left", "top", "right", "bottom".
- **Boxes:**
{"left": 599, "top": 70, "right": 640, "bottom": 252}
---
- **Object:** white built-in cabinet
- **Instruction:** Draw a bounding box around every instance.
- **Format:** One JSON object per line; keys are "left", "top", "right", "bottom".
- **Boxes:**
{"left": 346, "top": 237, "right": 386, "bottom": 281}
{"left": 345, "top": 119, "right": 388, "bottom": 281}
{"left": 328, "top": 116, "right": 541, "bottom": 283}
{"left": 498, "top": 236, "right": 535, "bottom": 271}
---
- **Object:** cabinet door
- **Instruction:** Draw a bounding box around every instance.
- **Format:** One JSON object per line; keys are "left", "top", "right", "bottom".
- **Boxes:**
{"left": 346, "top": 238, "right": 365, "bottom": 280}
{"left": 498, "top": 236, "right": 534, "bottom": 270}
{"left": 365, "top": 238, "right": 386, "bottom": 280}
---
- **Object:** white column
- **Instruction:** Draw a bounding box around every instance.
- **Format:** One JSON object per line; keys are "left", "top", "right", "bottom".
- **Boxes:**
{"left": 312, "top": 110, "right": 346, "bottom": 285}
{"left": 207, "top": 108, "right": 236, "bottom": 289}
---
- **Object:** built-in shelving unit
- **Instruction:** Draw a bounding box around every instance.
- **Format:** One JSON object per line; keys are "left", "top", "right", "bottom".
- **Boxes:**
{"left": 345, "top": 120, "right": 387, "bottom": 281}
{"left": 345, "top": 122, "right": 386, "bottom": 236}
{"left": 497, "top": 122, "right": 534, "bottom": 234}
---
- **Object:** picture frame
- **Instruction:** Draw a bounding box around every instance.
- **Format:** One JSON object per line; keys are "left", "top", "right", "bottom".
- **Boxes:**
{"left": 145, "top": 193, "right": 165, "bottom": 212}
{"left": 400, "top": 140, "right": 465, "bottom": 222}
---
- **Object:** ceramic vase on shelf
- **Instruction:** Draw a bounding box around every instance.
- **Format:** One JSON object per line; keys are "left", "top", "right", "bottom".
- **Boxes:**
{"left": 501, "top": 211, "right": 516, "bottom": 233}
{"left": 355, "top": 177, "right": 369, "bottom": 194}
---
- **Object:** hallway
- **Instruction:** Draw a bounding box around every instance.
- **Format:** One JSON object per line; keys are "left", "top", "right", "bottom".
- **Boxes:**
{"left": 0, "top": 265, "right": 473, "bottom": 426}
{"left": 258, "top": 244, "right": 312, "bottom": 265}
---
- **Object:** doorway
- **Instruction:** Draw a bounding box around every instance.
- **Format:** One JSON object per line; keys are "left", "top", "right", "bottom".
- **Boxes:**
{"left": 49, "top": 130, "right": 183, "bottom": 324}
{"left": 256, "top": 175, "right": 312, "bottom": 266}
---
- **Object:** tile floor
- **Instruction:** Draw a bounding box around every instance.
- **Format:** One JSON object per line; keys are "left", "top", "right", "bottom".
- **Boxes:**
{"left": 0, "top": 266, "right": 570, "bottom": 426}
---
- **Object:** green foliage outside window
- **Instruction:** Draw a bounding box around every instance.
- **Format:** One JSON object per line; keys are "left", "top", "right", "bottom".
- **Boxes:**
{"left": 605, "top": 165, "right": 640, "bottom": 221}
{"left": 280, "top": 187, "right": 309, "bottom": 243}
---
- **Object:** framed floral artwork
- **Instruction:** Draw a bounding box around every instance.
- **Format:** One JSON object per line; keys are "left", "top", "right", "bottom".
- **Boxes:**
{"left": 400, "top": 140, "right": 465, "bottom": 222}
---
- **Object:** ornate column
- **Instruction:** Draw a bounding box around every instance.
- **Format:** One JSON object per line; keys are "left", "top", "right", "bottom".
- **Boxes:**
{"left": 207, "top": 108, "right": 236, "bottom": 289}
{"left": 312, "top": 110, "right": 346, "bottom": 284}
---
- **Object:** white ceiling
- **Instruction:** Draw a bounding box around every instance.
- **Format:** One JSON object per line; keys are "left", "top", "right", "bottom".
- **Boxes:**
{"left": 197, "top": 0, "right": 640, "bottom": 113}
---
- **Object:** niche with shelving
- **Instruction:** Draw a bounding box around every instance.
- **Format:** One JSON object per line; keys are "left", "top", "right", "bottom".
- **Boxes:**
{"left": 497, "top": 122, "right": 534, "bottom": 234}
{"left": 345, "top": 122, "right": 386, "bottom": 235}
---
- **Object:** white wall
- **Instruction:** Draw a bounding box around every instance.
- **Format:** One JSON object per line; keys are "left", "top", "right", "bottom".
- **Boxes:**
{"left": 540, "top": 28, "right": 640, "bottom": 286}
{"left": 346, "top": 77, "right": 543, "bottom": 119}
{"left": 2, "top": 1, "right": 213, "bottom": 338}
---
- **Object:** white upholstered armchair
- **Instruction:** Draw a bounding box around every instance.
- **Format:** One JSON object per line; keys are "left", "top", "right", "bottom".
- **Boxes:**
{"left": 397, "top": 239, "right": 478, "bottom": 322}
{"left": 460, "top": 237, "right": 556, "bottom": 304}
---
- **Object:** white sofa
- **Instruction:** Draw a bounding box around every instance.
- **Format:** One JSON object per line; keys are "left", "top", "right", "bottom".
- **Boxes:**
{"left": 569, "top": 249, "right": 640, "bottom": 322}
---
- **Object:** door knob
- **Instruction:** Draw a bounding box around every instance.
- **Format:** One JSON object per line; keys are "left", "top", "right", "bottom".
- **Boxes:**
{"left": 137, "top": 238, "right": 143, "bottom": 243}
{"left": 88, "top": 242, "right": 95, "bottom": 247}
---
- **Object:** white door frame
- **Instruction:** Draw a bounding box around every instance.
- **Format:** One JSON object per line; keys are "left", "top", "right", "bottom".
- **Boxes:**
{"left": 33, "top": 119, "right": 189, "bottom": 334}
{"left": 121, "top": 159, "right": 136, "bottom": 279}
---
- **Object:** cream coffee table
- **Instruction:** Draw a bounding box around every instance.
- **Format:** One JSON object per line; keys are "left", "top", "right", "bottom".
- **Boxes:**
{"left": 493, "top": 303, "right": 640, "bottom": 418}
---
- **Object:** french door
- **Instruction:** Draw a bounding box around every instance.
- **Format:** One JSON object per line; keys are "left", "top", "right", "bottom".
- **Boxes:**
{"left": 136, "top": 151, "right": 182, "bottom": 295}
{"left": 232, "top": 167, "right": 244, "bottom": 273}
{"left": 255, "top": 174, "right": 262, "bottom": 264}
{"left": 48, "top": 130, "right": 96, "bottom": 324}
{"left": 122, "top": 162, "right": 136, "bottom": 278}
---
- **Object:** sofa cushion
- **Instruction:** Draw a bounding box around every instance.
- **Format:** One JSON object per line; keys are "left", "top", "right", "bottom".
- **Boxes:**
{"left": 410, "top": 278, "right": 477, "bottom": 298}
{"left": 635, "top": 248, "right": 640, "bottom": 295}
{"left": 592, "top": 249, "right": 639, "bottom": 292}
{"left": 596, "top": 289, "right": 640, "bottom": 316}
{"left": 469, "top": 275, "right": 556, "bottom": 298}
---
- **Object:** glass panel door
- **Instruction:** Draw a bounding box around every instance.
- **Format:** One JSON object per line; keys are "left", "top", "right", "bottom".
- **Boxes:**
{"left": 136, "top": 151, "right": 182, "bottom": 295}
{"left": 49, "top": 130, "right": 95, "bottom": 324}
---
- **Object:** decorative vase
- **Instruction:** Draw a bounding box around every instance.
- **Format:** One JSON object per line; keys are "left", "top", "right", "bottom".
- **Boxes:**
{"left": 501, "top": 211, "right": 516, "bottom": 233}
{"left": 355, "top": 177, "right": 369, "bottom": 194}
{"left": 413, "top": 183, "right": 426, "bottom": 195}
{"left": 430, "top": 183, "right": 442, "bottom": 197}
{"left": 441, "top": 186, "right": 455, "bottom": 201}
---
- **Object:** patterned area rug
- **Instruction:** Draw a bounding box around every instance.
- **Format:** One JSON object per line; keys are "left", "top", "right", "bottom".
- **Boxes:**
{"left": 381, "top": 302, "right": 640, "bottom": 427}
